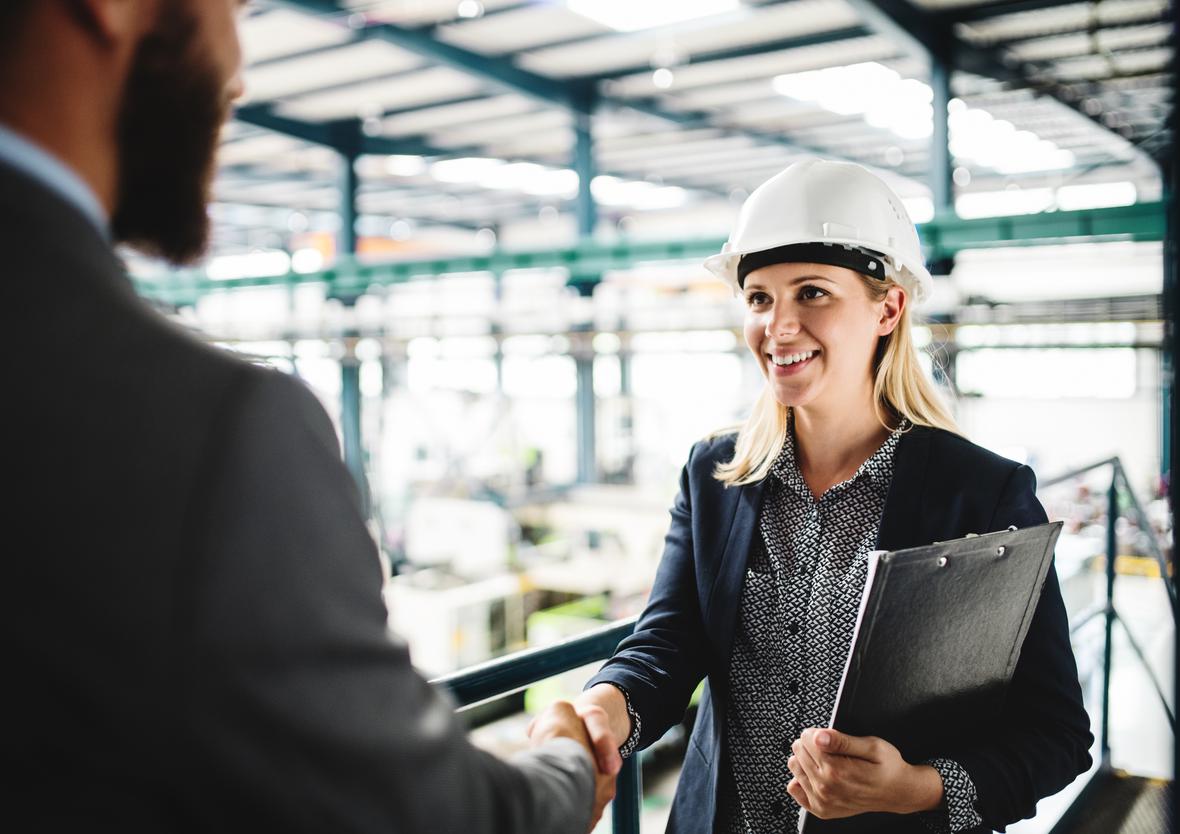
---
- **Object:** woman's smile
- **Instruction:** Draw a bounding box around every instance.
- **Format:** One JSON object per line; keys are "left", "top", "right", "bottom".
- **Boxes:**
{"left": 767, "top": 349, "right": 820, "bottom": 377}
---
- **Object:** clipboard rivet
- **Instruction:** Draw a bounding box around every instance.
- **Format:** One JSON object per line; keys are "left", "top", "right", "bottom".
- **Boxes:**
{"left": 996, "top": 546, "right": 1007, "bottom": 557}
{"left": 937, "top": 556, "right": 948, "bottom": 567}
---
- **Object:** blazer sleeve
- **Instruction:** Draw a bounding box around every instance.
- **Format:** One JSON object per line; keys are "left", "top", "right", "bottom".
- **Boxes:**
{"left": 585, "top": 441, "right": 712, "bottom": 750}
{"left": 174, "top": 369, "right": 594, "bottom": 834}
{"left": 951, "top": 464, "right": 1095, "bottom": 831}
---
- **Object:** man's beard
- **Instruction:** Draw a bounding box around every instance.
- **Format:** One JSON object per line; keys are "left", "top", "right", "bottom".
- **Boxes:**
{"left": 112, "top": 7, "right": 228, "bottom": 266}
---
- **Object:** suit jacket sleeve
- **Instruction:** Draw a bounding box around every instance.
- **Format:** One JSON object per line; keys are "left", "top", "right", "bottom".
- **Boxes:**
{"left": 173, "top": 369, "right": 594, "bottom": 833}
{"left": 952, "top": 464, "right": 1095, "bottom": 831}
{"left": 585, "top": 441, "right": 711, "bottom": 749}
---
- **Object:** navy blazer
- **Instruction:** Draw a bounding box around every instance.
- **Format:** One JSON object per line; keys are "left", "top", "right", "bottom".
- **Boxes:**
{"left": 589, "top": 426, "right": 1093, "bottom": 833}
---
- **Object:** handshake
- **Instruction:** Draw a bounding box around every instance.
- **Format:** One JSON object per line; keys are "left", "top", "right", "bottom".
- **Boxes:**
{"left": 527, "top": 684, "right": 633, "bottom": 832}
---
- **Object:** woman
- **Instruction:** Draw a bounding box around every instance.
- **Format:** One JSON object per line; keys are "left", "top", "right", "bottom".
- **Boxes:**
{"left": 571, "top": 160, "right": 1093, "bottom": 833}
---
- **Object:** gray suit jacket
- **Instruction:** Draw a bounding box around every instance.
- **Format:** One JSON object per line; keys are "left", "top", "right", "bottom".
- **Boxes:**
{"left": 1, "top": 159, "right": 593, "bottom": 832}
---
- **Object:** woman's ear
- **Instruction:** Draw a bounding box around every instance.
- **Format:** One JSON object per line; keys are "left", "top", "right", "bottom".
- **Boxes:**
{"left": 877, "top": 285, "right": 906, "bottom": 336}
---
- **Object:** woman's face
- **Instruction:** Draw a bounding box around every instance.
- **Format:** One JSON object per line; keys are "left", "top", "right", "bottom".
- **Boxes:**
{"left": 741, "top": 262, "right": 904, "bottom": 411}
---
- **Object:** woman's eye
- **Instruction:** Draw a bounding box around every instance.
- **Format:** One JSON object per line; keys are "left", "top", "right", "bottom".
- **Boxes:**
{"left": 746, "top": 292, "right": 770, "bottom": 306}
{"left": 799, "top": 285, "right": 827, "bottom": 300}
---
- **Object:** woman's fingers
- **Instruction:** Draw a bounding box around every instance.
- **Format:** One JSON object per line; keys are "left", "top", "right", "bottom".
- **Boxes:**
{"left": 578, "top": 704, "right": 623, "bottom": 776}
{"left": 792, "top": 737, "right": 825, "bottom": 784}
{"left": 787, "top": 776, "right": 812, "bottom": 811}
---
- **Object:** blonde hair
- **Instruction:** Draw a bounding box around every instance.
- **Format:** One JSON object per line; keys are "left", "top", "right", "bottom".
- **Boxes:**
{"left": 713, "top": 271, "right": 960, "bottom": 487}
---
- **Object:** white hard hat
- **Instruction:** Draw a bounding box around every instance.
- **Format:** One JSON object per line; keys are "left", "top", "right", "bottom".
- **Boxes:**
{"left": 704, "top": 158, "right": 933, "bottom": 304}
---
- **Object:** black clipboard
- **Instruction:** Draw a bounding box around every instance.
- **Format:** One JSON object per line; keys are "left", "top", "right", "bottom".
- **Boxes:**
{"left": 798, "top": 521, "right": 1063, "bottom": 834}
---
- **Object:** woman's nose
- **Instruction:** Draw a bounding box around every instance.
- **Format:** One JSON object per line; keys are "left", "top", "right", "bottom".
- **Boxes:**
{"left": 767, "top": 304, "right": 801, "bottom": 338}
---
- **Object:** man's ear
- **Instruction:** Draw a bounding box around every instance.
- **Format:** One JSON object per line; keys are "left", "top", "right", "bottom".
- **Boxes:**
{"left": 66, "top": 0, "right": 154, "bottom": 46}
{"left": 877, "top": 285, "right": 906, "bottom": 336}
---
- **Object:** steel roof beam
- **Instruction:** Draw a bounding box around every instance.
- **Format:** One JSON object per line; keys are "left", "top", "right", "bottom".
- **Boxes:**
{"left": 274, "top": 0, "right": 870, "bottom": 167}
{"left": 586, "top": 25, "right": 874, "bottom": 83}
{"left": 273, "top": 0, "right": 594, "bottom": 112}
{"left": 247, "top": 28, "right": 387, "bottom": 70}
{"left": 231, "top": 105, "right": 738, "bottom": 211}
{"left": 845, "top": 0, "right": 1155, "bottom": 165}
{"left": 234, "top": 105, "right": 448, "bottom": 157}
{"left": 946, "top": 0, "right": 1115, "bottom": 25}
{"left": 966, "top": 14, "right": 1172, "bottom": 48}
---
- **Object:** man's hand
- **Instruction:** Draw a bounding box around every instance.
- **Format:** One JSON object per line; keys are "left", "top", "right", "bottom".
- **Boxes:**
{"left": 528, "top": 701, "right": 617, "bottom": 831}
{"left": 785, "top": 728, "right": 943, "bottom": 819}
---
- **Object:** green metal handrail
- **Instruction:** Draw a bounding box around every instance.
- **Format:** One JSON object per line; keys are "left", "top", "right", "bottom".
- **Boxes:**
{"left": 1046, "top": 456, "right": 1175, "bottom": 834}
{"left": 431, "top": 455, "right": 1172, "bottom": 834}
{"left": 432, "top": 617, "right": 641, "bottom": 834}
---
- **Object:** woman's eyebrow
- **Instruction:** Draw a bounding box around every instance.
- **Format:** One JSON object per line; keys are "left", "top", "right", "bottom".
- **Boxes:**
{"left": 745, "top": 273, "right": 837, "bottom": 291}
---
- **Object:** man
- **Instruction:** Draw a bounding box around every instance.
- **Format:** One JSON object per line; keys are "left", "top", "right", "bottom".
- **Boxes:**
{"left": 1, "top": 1, "right": 617, "bottom": 829}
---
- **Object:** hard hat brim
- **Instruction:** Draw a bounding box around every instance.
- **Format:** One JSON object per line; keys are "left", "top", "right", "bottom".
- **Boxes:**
{"left": 704, "top": 239, "right": 932, "bottom": 305}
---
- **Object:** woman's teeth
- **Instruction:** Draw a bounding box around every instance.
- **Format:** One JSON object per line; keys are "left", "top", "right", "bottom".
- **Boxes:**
{"left": 771, "top": 350, "right": 817, "bottom": 366}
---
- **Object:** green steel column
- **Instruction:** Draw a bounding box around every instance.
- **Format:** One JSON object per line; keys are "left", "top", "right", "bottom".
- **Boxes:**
{"left": 930, "top": 60, "right": 953, "bottom": 217}
{"left": 613, "top": 755, "right": 642, "bottom": 834}
{"left": 341, "top": 337, "right": 368, "bottom": 515}
{"left": 573, "top": 91, "right": 600, "bottom": 484}
{"left": 1101, "top": 475, "right": 1117, "bottom": 766}
{"left": 575, "top": 329, "right": 596, "bottom": 485}
{"left": 1165, "top": 36, "right": 1177, "bottom": 820}
{"left": 928, "top": 58, "right": 957, "bottom": 285}
{"left": 1163, "top": 159, "right": 1175, "bottom": 484}
{"left": 493, "top": 273, "right": 505, "bottom": 393}
{"left": 337, "top": 140, "right": 370, "bottom": 515}
{"left": 574, "top": 102, "right": 598, "bottom": 240}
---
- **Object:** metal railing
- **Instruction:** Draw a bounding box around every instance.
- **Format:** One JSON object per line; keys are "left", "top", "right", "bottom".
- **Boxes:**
{"left": 1045, "top": 457, "right": 1175, "bottom": 833}
{"left": 432, "top": 456, "right": 1173, "bottom": 834}
{"left": 433, "top": 617, "right": 641, "bottom": 834}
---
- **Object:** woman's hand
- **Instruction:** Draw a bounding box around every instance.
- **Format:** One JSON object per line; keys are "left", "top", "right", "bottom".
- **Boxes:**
{"left": 573, "top": 684, "right": 631, "bottom": 777}
{"left": 786, "top": 728, "right": 943, "bottom": 819}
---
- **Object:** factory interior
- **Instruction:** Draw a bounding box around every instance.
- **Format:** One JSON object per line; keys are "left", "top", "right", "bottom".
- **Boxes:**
{"left": 116, "top": 0, "right": 1177, "bottom": 831}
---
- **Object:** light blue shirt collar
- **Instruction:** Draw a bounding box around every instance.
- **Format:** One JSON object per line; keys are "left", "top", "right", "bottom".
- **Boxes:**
{"left": 0, "top": 123, "right": 109, "bottom": 240}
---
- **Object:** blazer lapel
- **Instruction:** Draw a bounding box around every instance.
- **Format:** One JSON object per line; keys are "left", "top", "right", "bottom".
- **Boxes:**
{"left": 706, "top": 476, "right": 769, "bottom": 664}
{"left": 875, "top": 424, "right": 934, "bottom": 551}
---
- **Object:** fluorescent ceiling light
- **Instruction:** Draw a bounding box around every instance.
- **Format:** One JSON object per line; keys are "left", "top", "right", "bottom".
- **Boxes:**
{"left": 592, "top": 176, "right": 687, "bottom": 210}
{"left": 949, "top": 108, "right": 1074, "bottom": 174}
{"left": 955, "top": 188, "right": 1054, "bottom": 219}
{"left": 430, "top": 157, "right": 503, "bottom": 183}
{"left": 566, "top": 0, "right": 741, "bottom": 32}
{"left": 773, "top": 65, "right": 1073, "bottom": 174}
{"left": 1055, "top": 181, "right": 1136, "bottom": 211}
{"left": 386, "top": 155, "right": 426, "bottom": 177}
{"left": 478, "top": 162, "right": 579, "bottom": 197}
{"left": 773, "top": 63, "right": 932, "bottom": 141}
{"left": 207, "top": 250, "right": 292, "bottom": 281}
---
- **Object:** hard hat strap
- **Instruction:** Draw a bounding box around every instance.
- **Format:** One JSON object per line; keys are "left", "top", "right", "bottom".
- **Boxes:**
{"left": 737, "top": 242, "right": 889, "bottom": 288}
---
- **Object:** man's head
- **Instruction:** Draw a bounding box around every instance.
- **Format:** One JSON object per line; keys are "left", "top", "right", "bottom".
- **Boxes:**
{"left": 114, "top": 0, "right": 245, "bottom": 264}
{"left": 0, "top": 0, "right": 246, "bottom": 264}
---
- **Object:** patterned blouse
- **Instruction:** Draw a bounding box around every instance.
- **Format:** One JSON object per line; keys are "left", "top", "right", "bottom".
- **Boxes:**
{"left": 614, "top": 419, "right": 985, "bottom": 833}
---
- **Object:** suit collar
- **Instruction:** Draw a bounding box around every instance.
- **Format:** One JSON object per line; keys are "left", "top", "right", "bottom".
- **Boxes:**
{"left": 0, "top": 159, "right": 127, "bottom": 294}
{"left": 0, "top": 127, "right": 108, "bottom": 241}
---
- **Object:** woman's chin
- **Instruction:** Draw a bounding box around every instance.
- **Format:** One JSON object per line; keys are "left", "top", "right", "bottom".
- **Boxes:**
{"left": 769, "top": 384, "right": 816, "bottom": 410}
